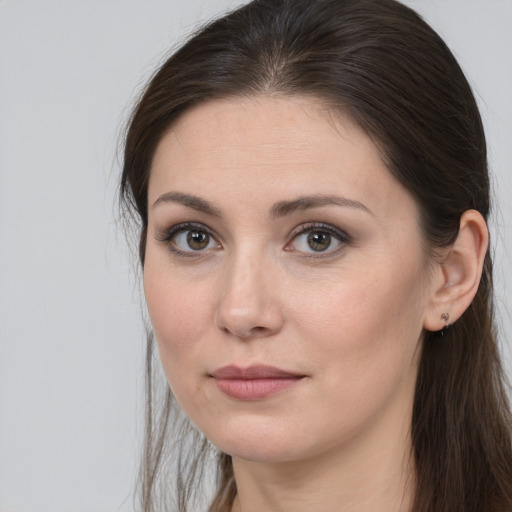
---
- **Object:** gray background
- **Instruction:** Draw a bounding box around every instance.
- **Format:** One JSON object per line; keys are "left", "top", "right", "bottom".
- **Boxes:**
{"left": 1, "top": 1, "right": 510, "bottom": 511}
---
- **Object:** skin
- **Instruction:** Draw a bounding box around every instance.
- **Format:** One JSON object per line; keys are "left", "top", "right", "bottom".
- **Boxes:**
{"left": 143, "top": 96, "right": 469, "bottom": 511}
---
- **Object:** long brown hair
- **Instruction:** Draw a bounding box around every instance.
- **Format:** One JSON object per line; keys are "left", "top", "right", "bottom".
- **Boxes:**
{"left": 120, "top": 0, "right": 512, "bottom": 510}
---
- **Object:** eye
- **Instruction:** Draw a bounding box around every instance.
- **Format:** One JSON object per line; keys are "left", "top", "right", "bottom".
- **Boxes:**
{"left": 157, "top": 223, "right": 221, "bottom": 255}
{"left": 175, "top": 229, "right": 215, "bottom": 251}
{"left": 287, "top": 223, "right": 349, "bottom": 255}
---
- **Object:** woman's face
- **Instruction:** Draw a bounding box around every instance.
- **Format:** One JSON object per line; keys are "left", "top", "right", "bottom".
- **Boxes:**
{"left": 144, "top": 96, "right": 434, "bottom": 463}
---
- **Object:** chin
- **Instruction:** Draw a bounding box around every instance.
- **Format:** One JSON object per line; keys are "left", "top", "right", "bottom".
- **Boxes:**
{"left": 201, "top": 417, "right": 328, "bottom": 464}
{"left": 216, "top": 439, "right": 303, "bottom": 464}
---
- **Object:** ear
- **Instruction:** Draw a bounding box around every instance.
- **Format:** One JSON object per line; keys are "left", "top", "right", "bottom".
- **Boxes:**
{"left": 423, "top": 209, "right": 489, "bottom": 332}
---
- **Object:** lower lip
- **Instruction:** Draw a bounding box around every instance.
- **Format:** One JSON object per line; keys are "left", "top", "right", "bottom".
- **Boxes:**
{"left": 213, "top": 377, "right": 303, "bottom": 400}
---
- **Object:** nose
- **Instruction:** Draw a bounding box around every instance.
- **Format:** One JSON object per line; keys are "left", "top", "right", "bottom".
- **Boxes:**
{"left": 214, "top": 250, "right": 284, "bottom": 340}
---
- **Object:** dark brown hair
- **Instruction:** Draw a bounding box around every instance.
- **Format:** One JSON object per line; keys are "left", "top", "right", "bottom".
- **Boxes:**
{"left": 120, "top": 0, "right": 512, "bottom": 510}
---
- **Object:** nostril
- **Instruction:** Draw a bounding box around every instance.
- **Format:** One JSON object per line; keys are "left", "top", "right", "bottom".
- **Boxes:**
{"left": 217, "top": 310, "right": 283, "bottom": 339}
{"left": 221, "top": 324, "right": 271, "bottom": 339}
{"left": 249, "top": 326, "right": 270, "bottom": 336}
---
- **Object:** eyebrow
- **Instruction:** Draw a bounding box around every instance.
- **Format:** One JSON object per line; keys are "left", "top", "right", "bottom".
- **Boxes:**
{"left": 152, "top": 192, "right": 222, "bottom": 217}
{"left": 152, "top": 191, "right": 372, "bottom": 218}
{"left": 269, "top": 195, "right": 372, "bottom": 219}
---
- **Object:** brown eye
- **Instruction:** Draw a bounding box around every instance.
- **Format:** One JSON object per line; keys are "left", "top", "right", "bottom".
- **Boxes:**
{"left": 307, "top": 231, "right": 332, "bottom": 252}
{"left": 288, "top": 223, "right": 348, "bottom": 256}
{"left": 164, "top": 225, "right": 220, "bottom": 254}
{"left": 187, "top": 230, "right": 210, "bottom": 250}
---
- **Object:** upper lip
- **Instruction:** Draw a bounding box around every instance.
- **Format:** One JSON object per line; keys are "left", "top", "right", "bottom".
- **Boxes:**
{"left": 210, "top": 365, "right": 305, "bottom": 379}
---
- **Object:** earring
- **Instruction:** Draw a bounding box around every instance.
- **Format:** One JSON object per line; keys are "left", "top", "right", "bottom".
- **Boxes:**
{"left": 439, "top": 313, "right": 450, "bottom": 336}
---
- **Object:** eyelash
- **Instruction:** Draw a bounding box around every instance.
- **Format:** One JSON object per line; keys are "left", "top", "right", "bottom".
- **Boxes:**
{"left": 155, "top": 221, "right": 351, "bottom": 258}
{"left": 287, "top": 222, "right": 351, "bottom": 258}
{"left": 155, "top": 222, "right": 221, "bottom": 258}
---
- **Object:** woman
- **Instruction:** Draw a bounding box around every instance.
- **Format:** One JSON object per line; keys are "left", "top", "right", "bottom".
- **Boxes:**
{"left": 120, "top": 0, "right": 512, "bottom": 510}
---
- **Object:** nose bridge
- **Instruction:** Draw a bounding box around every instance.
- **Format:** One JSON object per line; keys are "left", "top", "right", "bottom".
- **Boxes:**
{"left": 215, "top": 242, "right": 283, "bottom": 339}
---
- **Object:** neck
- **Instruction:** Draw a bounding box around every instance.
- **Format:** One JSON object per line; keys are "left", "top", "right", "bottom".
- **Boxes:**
{"left": 230, "top": 401, "right": 415, "bottom": 512}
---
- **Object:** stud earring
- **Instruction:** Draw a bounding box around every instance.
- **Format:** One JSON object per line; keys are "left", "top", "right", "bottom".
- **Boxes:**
{"left": 439, "top": 313, "right": 450, "bottom": 336}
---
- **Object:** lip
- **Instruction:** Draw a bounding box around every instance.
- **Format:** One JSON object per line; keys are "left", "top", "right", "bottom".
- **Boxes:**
{"left": 210, "top": 365, "right": 305, "bottom": 401}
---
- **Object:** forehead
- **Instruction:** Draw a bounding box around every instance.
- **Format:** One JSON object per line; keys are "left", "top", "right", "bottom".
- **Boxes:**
{"left": 148, "top": 95, "right": 415, "bottom": 219}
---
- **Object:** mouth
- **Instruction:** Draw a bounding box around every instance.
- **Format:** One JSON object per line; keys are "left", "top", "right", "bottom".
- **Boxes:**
{"left": 210, "top": 365, "right": 306, "bottom": 401}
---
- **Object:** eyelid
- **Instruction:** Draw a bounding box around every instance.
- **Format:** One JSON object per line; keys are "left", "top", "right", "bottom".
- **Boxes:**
{"left": 290, "top": 222, "right": 350, "bottom": 239}
{"left": 286, "top": 222, "right": 352, "bottom": 255}
{"left": 155, "top": 222, "right": 222, "bottom": 256}
{"left": 155, "top": 220, "right": 351, "bottom": 258}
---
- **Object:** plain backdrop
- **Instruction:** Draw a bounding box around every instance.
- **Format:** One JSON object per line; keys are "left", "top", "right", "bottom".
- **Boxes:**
{"left": 0, "top": 1, "right": 511, "bottom": 511}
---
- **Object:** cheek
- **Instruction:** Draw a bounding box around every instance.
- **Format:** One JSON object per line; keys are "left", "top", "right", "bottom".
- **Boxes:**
{"left": 144, "top": 272, "right": 215, "bottom": 416}
{"left": 299, "top": 261, "right": 423, "bottom": 335}
{"left": 143, "top": 263, "right": 212, "bottom": 378}
{"left": 295, "top": 261, "right": 425, "bottom": 391}
{"left": 285, "top": 267, "right": 425, "bottom": 447}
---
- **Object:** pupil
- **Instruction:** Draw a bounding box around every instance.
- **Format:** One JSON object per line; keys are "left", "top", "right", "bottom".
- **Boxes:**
{"left": 307, "top": 231, "right": 331, "bottom": 251}
{"left": 187, "top": 230, "right": 209, "bottom": 250}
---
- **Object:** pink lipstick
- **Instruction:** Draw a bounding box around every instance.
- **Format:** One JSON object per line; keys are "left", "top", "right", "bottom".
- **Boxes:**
{"left": 210, "top": 365, "right": 305, "bottom": 400}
